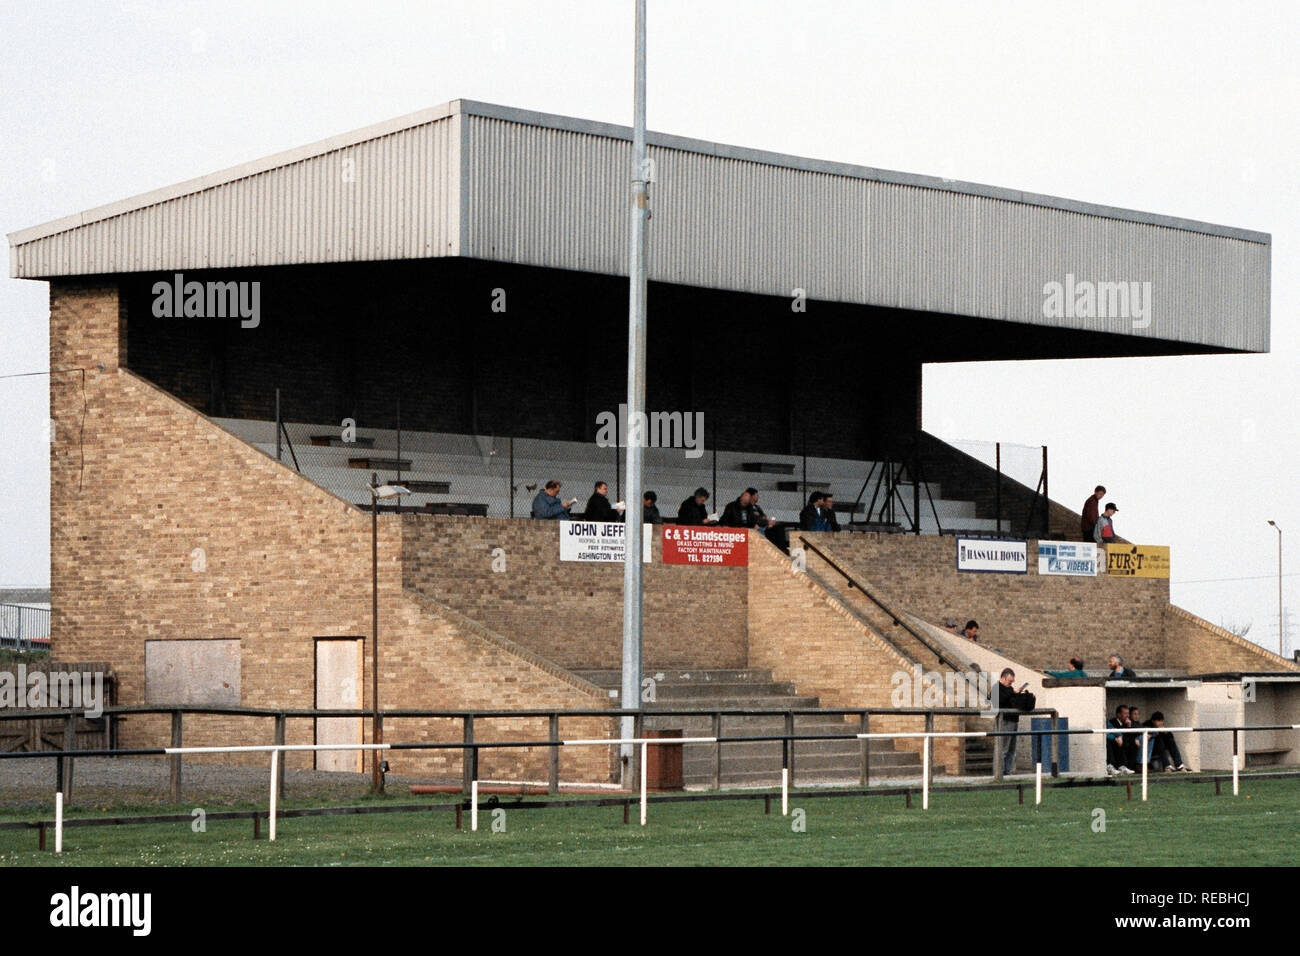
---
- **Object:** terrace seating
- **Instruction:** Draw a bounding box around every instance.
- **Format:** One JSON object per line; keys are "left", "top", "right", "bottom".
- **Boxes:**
{"left": 210, "top": 416, "right": 1001, "bottom": 532}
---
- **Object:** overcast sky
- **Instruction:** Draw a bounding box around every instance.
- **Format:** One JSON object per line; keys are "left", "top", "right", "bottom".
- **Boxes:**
{"left": 1, "top": 0, "right": 1296, "bottom": 653}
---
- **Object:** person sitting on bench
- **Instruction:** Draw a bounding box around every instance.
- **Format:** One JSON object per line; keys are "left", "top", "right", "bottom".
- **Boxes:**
{"left": 1144, "top": 711, "right": 1190, "bottom": 772}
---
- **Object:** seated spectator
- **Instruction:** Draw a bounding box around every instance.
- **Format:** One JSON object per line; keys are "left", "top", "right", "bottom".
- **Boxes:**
{"left": 942, "top": 617, "right": 961, "bottom": 634}
{"left": 1106, "top": 654, "right": 1138, "bottom": 680}
{"left": 676, "top": 488, "right": 717, "bottom": 526}
{"left": 1123, "top": 705, "right": 1143, "bottom": 771}
{"left": 1144, "top": 711, "right": 1191, "bottom": 772}
{"left": 962, "top": 620, "right": 980, "bottom": 643}
{"left": 1045, "top": 657, "right": 1088, "bottom": 679}
{"left": 720, "top": 489, "right": 755, "bottom": 528}
{"left": 1105, "top": 705, "right": 1135, "bottom": 776}
{"left": 821, "top": 493, "right": 842, "bottom": 532}
{"left": 799, "top": 492, "right": 831, "bottom": 531}
{"left": 584, "top": 481, "right": 620, "bottom": 522}
{"left": 642, "top": 491, "right": 662, "bottom": 525}
{"left": 531, "top": 480, "right": 577, "bottom": 520}
{"left": 749, "top": 490, "right": 788, "bottom": 550}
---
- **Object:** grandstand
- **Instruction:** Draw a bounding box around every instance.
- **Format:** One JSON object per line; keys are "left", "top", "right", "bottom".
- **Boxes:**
{"left": 7, "top": 98, "right": 1295, "bottom": 789}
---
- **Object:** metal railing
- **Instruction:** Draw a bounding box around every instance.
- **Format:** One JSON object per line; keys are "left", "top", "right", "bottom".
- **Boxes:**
{"left": 0, "top": 604, "right": 51, "bottom": 651}
{"left": 3, "top": 712, "right": 1296, "bottom": 851}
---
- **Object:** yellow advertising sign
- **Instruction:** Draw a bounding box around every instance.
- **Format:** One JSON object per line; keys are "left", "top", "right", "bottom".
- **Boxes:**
{"left": 1105, "top": 544, "right": 1170, "bottom": 578}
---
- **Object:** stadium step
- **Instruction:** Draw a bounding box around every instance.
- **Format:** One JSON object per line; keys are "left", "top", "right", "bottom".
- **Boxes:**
{"left": 572, "top": 669, "right": 941, "bottom": 786}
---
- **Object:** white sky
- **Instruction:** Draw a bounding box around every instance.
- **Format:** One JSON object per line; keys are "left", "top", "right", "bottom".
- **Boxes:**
{"left": 1, "top": 0, "right": 1296, "bottom": 652}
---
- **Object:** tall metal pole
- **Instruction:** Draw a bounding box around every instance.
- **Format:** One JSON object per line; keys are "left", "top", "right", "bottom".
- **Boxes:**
{"left": 1269, "top": 521, "right": 1283, "bottom": 655}
{"left": 371, "top": 472, "right": 383, "bottom": 793}
{"left": 620, "top": 0, "right": 649, "bottom": 788}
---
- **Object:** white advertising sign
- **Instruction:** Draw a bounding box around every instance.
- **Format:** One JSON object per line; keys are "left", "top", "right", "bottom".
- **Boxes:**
{"left": 956, "top": 538, "right": 1028, "bottom": 574}
{"left": 559, "top": 521, "right": 653, "bottom": 563}
{"left": 1037, "top": 541, "right": 1099, "bottom": 576}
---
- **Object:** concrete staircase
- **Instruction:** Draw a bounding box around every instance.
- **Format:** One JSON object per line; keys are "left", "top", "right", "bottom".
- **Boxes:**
{"left": 572, "top": 668, "right": 940, "bottom": 787}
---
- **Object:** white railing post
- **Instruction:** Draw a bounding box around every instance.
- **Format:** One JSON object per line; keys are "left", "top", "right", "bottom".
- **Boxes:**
{"left": 269, "top": 748, "right": 279, "bottom": 842}
{"left": 640, "top": 740, "right": 647, "bottom": 826}
{"left": 1141, "top": 730, "right": 1149, "bottom": 801}
{"left": 471, "top": 778, "right": 479, "bottom": 832}
{"left": 1035, "top": 762, "right": 1042, "bottom": 805}
{"left": 922, "top": 736, "right": 930, "bottom": 810}
{"left": 55, "top": 791, "right": 63, "bottom": 854}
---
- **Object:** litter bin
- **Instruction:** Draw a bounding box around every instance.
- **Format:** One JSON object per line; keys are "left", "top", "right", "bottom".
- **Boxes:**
{"left": 1030, "top": 717, "right": 1069, "bottom": 772}
{"left": 644, "top": 729, "right": 684, "bottom": 791}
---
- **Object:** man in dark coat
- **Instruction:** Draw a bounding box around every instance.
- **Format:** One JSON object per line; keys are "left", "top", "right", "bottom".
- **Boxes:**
{"left": 1081, "top": 485, "right": 1106, "bottom": 540}
{"left": 642, "top": 491, "right": 663, "bottom": 525}
{"left": 676, "top": 488, "right": 714, "bottom": 525}
{"left": 584, "top": 481, "right": 618, "bottom": 522}
{"left": 996, "top": 668, "right": 1035, "bottom": 775}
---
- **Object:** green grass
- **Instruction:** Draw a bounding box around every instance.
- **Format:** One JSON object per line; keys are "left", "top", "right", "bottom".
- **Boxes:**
{"left": 2, "top": 779, "right": 1297, "bottom": 866}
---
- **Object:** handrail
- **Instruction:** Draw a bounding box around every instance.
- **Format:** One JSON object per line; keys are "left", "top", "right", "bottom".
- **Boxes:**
{"left": 797, "top": 537, "right": 964, "bottom": 672}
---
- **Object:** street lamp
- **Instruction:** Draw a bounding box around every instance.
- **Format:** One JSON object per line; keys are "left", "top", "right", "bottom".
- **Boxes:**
{"left": 1268, "top": 520, "right": 1282, "bottom": 656}
{"left": 370, "top": 472, "right": 409, "bottom": 793}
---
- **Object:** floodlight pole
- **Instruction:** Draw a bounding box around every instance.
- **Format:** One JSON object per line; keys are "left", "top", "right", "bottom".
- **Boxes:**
{"left": 1269, "top": 520, "right": 1282, "bottom": 655}
{"left": 620, "top": 0, "right": 648, "bottom": 788}
{"left": 372, "top": 472, "right": 383, "bottom": 794}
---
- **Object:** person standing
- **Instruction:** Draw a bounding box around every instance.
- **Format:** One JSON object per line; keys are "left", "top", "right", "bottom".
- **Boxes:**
{"left": 1081, "top": 485, "right": 1106, "bottom": 540}
{"left": 1093, "top": 502, "right": 1118, "bottom": 546}
{"left": 1106, "top": 654, "right": 1138, "bottom": 680}
{"left": 996, "top": 668, "right": 1035, "bottom": 775}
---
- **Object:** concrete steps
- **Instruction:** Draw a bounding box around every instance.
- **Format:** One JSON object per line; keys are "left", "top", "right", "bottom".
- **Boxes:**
{"left": 574, "top": 668, "right": 941, "bottom": 786}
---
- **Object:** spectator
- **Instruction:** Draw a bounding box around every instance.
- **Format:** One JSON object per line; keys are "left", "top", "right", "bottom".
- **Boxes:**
{"left": 1093, "top": 502, "right": 1119, "bottom": 545}
{"left": 962, "top": 620, "right": 980, "bottom": 643}
{"left": 799, "top": 492, "right": 831, "bottom": 531}
{"left": 642, "top": 491, "right": 663, "bottom": 525}
{"left": 747, "top": 489, "right": 777, "bottom": 530}
{"left": 1046, "top": 657, "right": 1088, "bottom": 679}
{"left": 821, "top": 493, "right": 842, "bottom": 532}
{"left": 584, "top": 481, "right": 620, "bottom": 522}
{"left": 942, "top": 617, "right": 961, "bottom": 634}
{"left": 531, "top": 480, "right": 577, "bottom": 520}
{"left": 1107, "top": 654, "right": 1138, "bottom": 680}
{"left": 1123, "top": 705, "right": 1143, "bottom": 771}
{"left": 1145, "top": 711, "right": 1191, "bottom": 772}
{"left": 676, "top": 488, "right": 717, "bottom": 526}
{"left": 1106, "top": 705, "right": 1135, "bottom": 775}
{"left": 1081, "top": 485, "right": 1106, "bottom": 540}
{"left": 996, "top": 668, "right": 1035, "bottom": 775}
{"left": 720, "top": 489, "right": 756, "bottom": 528}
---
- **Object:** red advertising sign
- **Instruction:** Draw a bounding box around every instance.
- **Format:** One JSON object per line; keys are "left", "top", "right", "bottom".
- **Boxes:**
{"left": 661, "top": 526, "right": 749, "bottom": 566}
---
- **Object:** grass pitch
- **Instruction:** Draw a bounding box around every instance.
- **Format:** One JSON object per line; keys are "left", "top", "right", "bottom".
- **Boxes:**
{"left": 1, "top": 777, "right": 1296, "bottom": 866}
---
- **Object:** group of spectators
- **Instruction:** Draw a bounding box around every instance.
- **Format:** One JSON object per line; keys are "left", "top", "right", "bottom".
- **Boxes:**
{"left": 1106, "top": 705, "right": 1189, "bottom": 775}
{"left": 531, "top": 481, "right": 835, "bottom": 543}
{"left": 1081, "top": 484, "right": 1120, "bottom": 545}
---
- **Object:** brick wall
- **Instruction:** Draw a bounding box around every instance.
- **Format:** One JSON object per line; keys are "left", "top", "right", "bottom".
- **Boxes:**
{"left": 800, "top": 533, "right": 1170, "bottom": 673}
{"left": 747, "top": 533, "right": 963, "bottom": 771}
{"left": 48, "top": 281, "right": 612, "bottom": 782}
{"left": 401, "top": 516, "right": 748, "bottom": 669}
{"left": 1163, "top": 605, "right": 1300, "bottom": 674}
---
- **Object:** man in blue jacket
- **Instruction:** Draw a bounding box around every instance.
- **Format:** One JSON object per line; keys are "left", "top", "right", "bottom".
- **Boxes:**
{"left": 532, "top": 480, "right": 576, "bottom": 519}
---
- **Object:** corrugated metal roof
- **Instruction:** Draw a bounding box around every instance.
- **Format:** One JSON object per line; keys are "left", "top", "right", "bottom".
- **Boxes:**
{"left": 8, "top": 98, "right": 1270, "bottom": 352}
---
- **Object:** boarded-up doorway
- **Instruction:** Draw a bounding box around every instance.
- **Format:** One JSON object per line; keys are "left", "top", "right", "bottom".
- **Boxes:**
{"left": 314, "top": 637, "right": 363, "bottom": 772}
